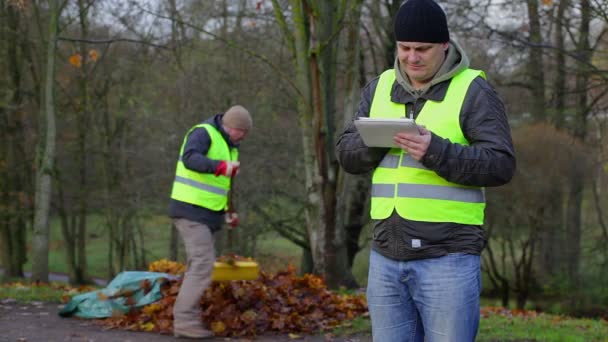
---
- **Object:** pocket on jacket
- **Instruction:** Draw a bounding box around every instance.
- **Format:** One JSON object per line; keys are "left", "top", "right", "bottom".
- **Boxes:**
{"left": 372, "top": 224, "right": 389, "bottom": 249}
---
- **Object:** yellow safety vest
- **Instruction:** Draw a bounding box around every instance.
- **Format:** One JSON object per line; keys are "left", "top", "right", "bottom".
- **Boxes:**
{"left": 170, "top": 123, "right": 238, "bottom": 211}
{"left": 369, "top": 68, "right": 486, "bottom": 224}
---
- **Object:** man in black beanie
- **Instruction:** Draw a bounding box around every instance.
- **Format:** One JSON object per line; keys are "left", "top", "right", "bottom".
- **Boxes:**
{"left": 336, "top": 0, "right": 516, "bottom": 341}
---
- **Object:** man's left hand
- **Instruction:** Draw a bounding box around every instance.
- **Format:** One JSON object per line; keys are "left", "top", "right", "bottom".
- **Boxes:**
{"left": 394, "top": 126, "right": 431, "bottom": 161}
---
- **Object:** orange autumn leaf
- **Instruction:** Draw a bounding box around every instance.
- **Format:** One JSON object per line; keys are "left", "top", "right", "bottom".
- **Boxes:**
{"left": 148, "top": 258, "right": 186, "bottom": 275}
{"left": 140, "top": 279, "right": 152, "bottom": 294}
{"left": 142, "top": 303, "right": 163, "bottom": 315}
{"left": 69, "top": 54, "right": 82, "bottom": 67}
{"left": 156, "top": 319, "right": 172, "bottom": 331}
{"left": 139, "top": 322, "right": 155, "bottom": 331}
{"left": 240, "top": 310, "right": 257, "bottom": 323}
{"left": 88, "top": 49, "right": 98, "bottom": 61}
{"left": 210, "top": 321, "right": 226, "bottom": 333}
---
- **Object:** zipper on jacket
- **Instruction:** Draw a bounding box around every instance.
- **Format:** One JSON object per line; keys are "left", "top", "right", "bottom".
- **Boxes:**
{"left": 408, "top": 98, "right": 420, "bottom": 120}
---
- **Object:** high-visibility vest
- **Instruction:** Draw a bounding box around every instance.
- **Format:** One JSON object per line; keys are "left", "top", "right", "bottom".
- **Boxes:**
{"left": 369, "top": 68, "right": 486, "bottom": 224}
{"left": 170, "top": 123, "right": 238, "bottom": 211}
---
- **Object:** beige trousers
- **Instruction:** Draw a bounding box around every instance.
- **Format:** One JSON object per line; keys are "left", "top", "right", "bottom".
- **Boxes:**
{"left": 172, "top": 218, "right": 215, "bottom": 329}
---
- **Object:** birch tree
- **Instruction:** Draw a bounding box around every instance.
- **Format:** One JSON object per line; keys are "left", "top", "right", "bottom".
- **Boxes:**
{"left": 31, "top": 0, "right": 62, "bottom": 282}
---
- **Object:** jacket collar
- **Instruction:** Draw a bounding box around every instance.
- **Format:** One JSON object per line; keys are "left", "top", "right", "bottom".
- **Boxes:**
{"left": 390, "top": 79, "right": 450, "bottom": 105}
{"left": 208, "top": 113, "right": 239, "bottom": 148}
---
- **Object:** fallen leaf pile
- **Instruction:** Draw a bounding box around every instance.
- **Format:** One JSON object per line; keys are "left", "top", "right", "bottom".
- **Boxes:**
{"left": 99, "top": 260, "right": 368, "bottom": 337}
{"left": 148, "top": 258, "right": 186, "bottom": 275}
{"left": 148, "top": 255, "right": 257, "bottom": 274}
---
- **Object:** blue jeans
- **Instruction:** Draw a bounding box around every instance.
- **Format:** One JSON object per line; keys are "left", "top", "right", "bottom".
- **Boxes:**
{"left": 366, "top": 250, "right": 481, "bottom": 342}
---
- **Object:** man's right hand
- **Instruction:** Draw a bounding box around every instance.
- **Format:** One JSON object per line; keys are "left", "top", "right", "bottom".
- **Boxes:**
{"left": 215, "top": 161, "right": 240, "bottom": 177}
{"left": 225, "top": 211, "right": 239, "bottom": 228}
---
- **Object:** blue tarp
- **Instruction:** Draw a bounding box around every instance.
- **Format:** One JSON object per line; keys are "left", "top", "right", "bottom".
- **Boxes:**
{"left": 58, "top": 271, "right": 178, "bottom": 319}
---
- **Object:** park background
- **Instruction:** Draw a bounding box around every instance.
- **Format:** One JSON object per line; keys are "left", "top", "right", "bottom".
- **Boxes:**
{"left": 1, "top": 0, "right": 607, "bottom": 333}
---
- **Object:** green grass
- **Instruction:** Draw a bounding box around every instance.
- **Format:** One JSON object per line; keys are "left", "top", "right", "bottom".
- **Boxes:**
{"left": 0, "top": 285, "right": 63, "bottom": 302}
{"left": 0, "top": 280, "right": 95, "bottom": 303}
{"left": 23, "top": 214, "right": 317, "bottom": 280}
{"left": 352, "top": 244, "right": 370, "bottom": 286}
{"left": 478, "top": 313, "right": 608, "bottom": 342}
{"left": 328, "top": 315, "right": 372, "bottom": 336}
{"left": 254, "top": 233, "right": 303, "bottom": 273}
{"left": 23, "top": 214, "right": 175, "bottom": 279}
{"left": 329, "top": 313, "right": 608, "bottom": 341}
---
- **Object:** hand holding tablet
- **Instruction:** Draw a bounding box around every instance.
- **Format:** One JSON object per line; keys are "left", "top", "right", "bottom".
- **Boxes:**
{"left": 354, "top": 117, "right": 420, "bottom": 148}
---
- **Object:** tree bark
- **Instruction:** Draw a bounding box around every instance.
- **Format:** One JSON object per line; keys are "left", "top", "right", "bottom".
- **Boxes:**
{"left": 56, "top": 0, "right": 93, "bottom": 285}
{"left": 337, "top": 0, "right": 367, "bottom": 284}
{"left": 0, "top": 1, "right": 29, "bottom": 279}
{"left": 271, "top": 0, "right": 363, "bottom": 288}
{"left": 32, "top": 0, "right": 61, "bottom": 283}
{"left": 552, "top": 0, "right": 568, "bottom": 128}
{"left": 525, "top": 0, "right": 546, "bottom": 122}
{"left": 564, "top": 0, "right": 592, "bottom": 290}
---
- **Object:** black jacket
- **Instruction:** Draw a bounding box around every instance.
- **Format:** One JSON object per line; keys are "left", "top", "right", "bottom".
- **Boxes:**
{"left": 168, "top": 114, "right": 239, "bottom": 232}
{"left": 336, "top": 43, "right": 516, "bottom": 260}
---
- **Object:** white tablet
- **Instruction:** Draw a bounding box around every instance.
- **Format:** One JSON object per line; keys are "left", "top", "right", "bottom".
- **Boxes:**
{"left": 354, "top": 117, "right": 419, "bottom": 148}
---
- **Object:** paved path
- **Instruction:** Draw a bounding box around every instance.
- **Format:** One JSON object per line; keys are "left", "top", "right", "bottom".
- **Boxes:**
{"left": 0, "top": 301, "right": 371, "bottom": 342}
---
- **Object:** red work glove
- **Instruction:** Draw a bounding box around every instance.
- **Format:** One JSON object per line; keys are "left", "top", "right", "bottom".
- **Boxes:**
{"left": 214, "top": 160, "right": 240, "bottom": 177}
{"left": 225, "top": 211, "right": 239, "bottom": 228}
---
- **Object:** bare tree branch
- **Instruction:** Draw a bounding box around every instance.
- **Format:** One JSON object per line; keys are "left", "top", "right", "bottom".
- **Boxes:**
{"left": 57, "top": 36, "right": 169, "bottom": 49}
{"left": 132, "top": 1, "right": 304, "bottom": 100}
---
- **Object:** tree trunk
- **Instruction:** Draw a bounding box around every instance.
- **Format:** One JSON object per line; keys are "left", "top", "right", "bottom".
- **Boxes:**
{"left": 537, "top": 0, "right": 570, "bottom": 286}
{"left": 272, "top": 0, "right": 364, "bottom": 288}
{"left": 552, "top": 0, "right": 568, "bottom": 128}
{"left": 0, "top": 2, "right": 28, "bottom": 279}
{"left": 74, "top": 0, "right": 91, "bottom": 284}
{"left": 31, "top": 0, "right": 60, "bottom": 283}
{"left": 381, "top": 0, "right": 400, "bottom": 70}
{"left": 312, "top": 0, "right": 350, "bottom": 289}
{"left": 300, "top": 248, "right": 314, "bottom": 275}
{"left": 337, "top": 0, "right": 368, "bottom": 280}
{"left": 564, "top": 0, "right": 592, "bottom": 290}
{"left": 537, "top": 185, "right": 565, "bottom": 283}
{"left": 169, "top": 223, "right": 179, "bottom": 261}
{"left": 525, "top": 0, "right": 562, "bottom": 287}
{"left": 525, "top": 0, "right": 546, "bottom": 122}
{"left": 54, "top": 0, "right": 92, "bottom": 285}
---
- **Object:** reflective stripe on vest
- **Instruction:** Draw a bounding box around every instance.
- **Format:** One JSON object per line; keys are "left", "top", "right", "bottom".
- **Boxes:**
{"left": 170, "top": 123, "right": 238, "bottom": 210}
{"left": 369, "top": 68, "right": 486, "bottom": 224}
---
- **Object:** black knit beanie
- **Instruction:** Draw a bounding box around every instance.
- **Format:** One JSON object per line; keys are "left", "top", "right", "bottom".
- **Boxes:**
{"left": 394, "top": 0, "right": 450, "bottom": 43}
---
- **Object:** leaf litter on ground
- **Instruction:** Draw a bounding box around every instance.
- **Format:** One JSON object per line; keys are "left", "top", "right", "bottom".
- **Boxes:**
{"left": 96, "top": 258, "right": 368, "bottom": 338}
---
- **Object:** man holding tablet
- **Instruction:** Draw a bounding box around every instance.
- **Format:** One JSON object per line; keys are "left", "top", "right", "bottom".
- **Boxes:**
{"left": 336, "top": 0, "right": 516, "bottom": 341}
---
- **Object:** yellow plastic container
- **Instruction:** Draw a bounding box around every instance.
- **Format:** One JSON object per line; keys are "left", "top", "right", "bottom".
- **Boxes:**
{"left": 211, "top": 261, "right": 260, "bottom": 281}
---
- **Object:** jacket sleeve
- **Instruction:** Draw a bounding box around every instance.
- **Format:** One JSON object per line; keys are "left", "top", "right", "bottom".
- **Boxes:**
{"left": 421, "top": 77, "right": 516, "bottom": 187}
{"left": 181, "top": 128, "right": 221, "bottom": 174}
{"left": 336, "top": 78, "right": 391, "bottom": 174}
